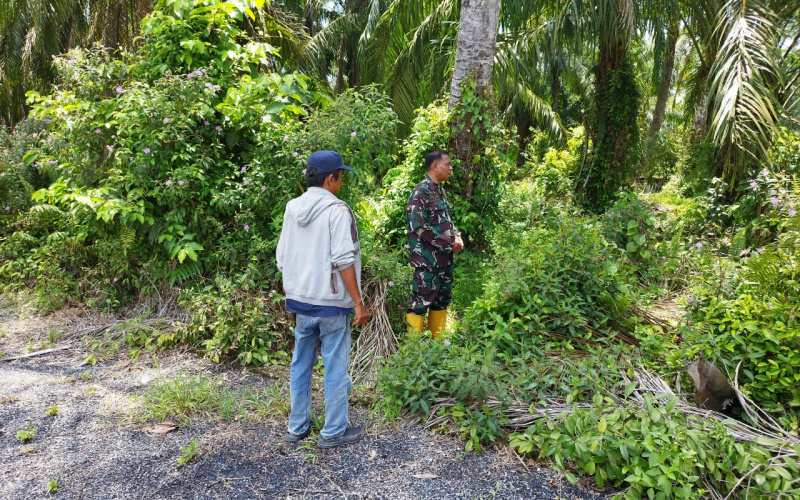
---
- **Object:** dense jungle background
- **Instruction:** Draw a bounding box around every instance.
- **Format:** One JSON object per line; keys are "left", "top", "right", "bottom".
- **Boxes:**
{"left": 1, "top": 0, "right": 799, "bottom": 498}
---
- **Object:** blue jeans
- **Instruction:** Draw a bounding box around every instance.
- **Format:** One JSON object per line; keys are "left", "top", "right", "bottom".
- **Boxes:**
{"left": 288, "top": 314, "right": 353, "bottom": 439}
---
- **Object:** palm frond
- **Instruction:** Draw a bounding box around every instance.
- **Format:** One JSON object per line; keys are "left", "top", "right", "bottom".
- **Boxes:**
{"left": 707, "top": 0, "right": 782, "bottom": 176}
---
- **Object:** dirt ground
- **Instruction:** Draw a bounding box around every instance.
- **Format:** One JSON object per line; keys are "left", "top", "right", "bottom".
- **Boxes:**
{"left": 0, "top": 306, "right": 607, "bottom": 500}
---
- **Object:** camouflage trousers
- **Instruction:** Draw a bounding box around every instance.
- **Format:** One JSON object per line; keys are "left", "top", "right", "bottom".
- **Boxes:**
{"left": 409, "top": 265, "right": 453, "bottom": 315}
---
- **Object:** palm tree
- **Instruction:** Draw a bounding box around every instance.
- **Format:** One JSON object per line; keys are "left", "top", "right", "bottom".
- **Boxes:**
{"left": 0, "top": 0, "right": 151, "bottom": 127}
{"left": 677, "top": 0, "right": 799, "bottom": 182}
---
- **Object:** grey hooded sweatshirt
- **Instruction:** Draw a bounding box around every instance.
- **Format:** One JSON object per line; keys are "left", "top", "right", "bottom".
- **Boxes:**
{"left": 276, "top": 187, "right": 361, "bottom": 308}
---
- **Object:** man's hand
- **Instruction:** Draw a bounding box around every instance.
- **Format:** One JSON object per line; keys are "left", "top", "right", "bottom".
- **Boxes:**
{"left": 352, "top": 302, "right": 369, "bottom": 326}
{"left": 453, "top": 235, "right": 464, "bottom": 253}
{"left": 340, "top": 264, "right": 368, "bottom": 326}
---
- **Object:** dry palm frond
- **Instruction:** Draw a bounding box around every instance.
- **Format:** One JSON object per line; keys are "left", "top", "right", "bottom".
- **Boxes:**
{"left": 349, "top": 279, "right": 397, "bottom": 384}
{"left": 419, "top": 367, "right": 799, "bottom": 454}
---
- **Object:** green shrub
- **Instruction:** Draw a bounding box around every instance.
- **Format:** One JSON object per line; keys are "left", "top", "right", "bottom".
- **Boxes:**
{"left": 180, "top": 277, "right": 290, "bottom": 366}
{"left": 680, "top": 293, "right": 800, "bottom": 423}
{"left": 510, "top": 394, "right": 800, "bottom": 498}
{"left": 465, "top": 204, "right": 637, "bottom": 356}
{"left": 522, "top": 126, "right": 583, "bottom": 200}
{"left": 303, "top": 85, "right": 400, "bottom": 186}
{"left": 674, "top": 175, "right": 800, "bottom": 427}
{"left": 379, "top": 334, "right": 502, "bottom": 418}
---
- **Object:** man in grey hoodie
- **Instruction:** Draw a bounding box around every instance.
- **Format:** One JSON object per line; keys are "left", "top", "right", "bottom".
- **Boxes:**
{"left": 276, "top": 150, "right": 368, "bottom": 448}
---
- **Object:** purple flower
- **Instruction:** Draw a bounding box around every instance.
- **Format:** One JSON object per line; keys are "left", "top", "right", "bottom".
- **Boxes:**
{"left": 749, "top": 180, "right": 758, "bottom": 189}
{"left": 144, "top": 148, "right": 151, "bottom": 154}
{"left": 350, "top": 131, "right": 357, "bottom": 138}
{"left": 388, "top": 107, "right": 393, "bottom": 112}
{"left": 770, "top": 198, "right": 779, "bottom": 206}
{"left": 696, "top": 242, "right": 703, "bottom": 248}
{"left": 111, "top": 135, "right": 116, "bottom": 139}
{"left": 292, "top": 152, "right": 298, "bottom": 158}
{"left": 164, "top": 70, "right": 171, "bottom": 76}
{"left": 443, "top": 339, "right": 451, "bottom": 346}
{"left": 51, "top": 54, "right": 56, "bottom": 60}
{"left": 302, "top": 169, "right": 307, "bottom": 174}
{"left": 404, "top": 244, "right": 410, "bottom": 249}
{"left": 243, "top": 179, "right": 250, "bottom": 185}
{"left": 163, "top": 118, "right": 169, "bottom": 124}
{"left": 4, "top": 206, "right": 9, "bottom": 211}
{"left": 115, "top": 87, "right": 124, "bottom": 94}
{"left": 760, "top": 168, "right": 769, "bottom": 177}
{"left": 244, "top": 224, "right": 250, "bottom": 232}
{"left": 204, "top": 121, "right": 210, "bottom": 126}
{"left": 283, "top": 135, "right": 289, "bottom": 141}
{"left": 790, "top": 209, "right": 797, "bottom": 217}
{"left": 178, "top": 180, "right": 184, "bottom": 186}
{"left": 261, "top": 185, "right": 266, "bottom": 191}
{"left": 213, "top": 85, "right": 221, "bottom": 90}
{"left": 165, "top": 180, "right": 172, "bottom": 186}
{"left": 757, "top": 247, "right": 765, "bottom": 253}
{"left": 95, "top": 129, "right": 101, "bottom": 134}
{"left": 205, "top": 83, "right": 212, "bottom": 88}
{"left": 278, "top": 175, "right": 282, "bottom": 179}
{"left": 215, "top": 126, "right": 222, "bottom": 132}
{"left": 49, "top": 160, "right": 56, "bottom": 165}
{"left": 686, "top": 296, "right": 695, "bottom": 304}
{"left": 388, "top": 281, "right": 394, "bottom": 286}
{"left": 142, "top": 164, "right": 147, "bottom": 169}
{"left": 241, "top": 167, "right": 247, "bottom": 172}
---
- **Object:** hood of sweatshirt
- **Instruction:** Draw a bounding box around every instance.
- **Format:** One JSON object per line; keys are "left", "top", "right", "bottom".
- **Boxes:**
{"left": 286, "top": 187, "right": 340, "bottom": 226}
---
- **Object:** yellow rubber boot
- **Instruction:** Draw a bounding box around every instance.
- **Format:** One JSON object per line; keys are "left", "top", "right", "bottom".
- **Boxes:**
{"left": 406, "top": 314, "right": 425, "bottom": 335}
{"left": 427, "top": 309, "right": 447, "bottom": 338}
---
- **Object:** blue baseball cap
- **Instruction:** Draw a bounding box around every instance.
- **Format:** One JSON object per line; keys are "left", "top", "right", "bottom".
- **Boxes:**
{"left": 306, "top": 150, "right": 354, "bottom": 176}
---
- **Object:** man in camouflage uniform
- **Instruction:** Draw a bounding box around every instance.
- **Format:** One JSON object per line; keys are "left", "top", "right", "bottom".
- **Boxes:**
{"left": 405, "top": 150, "right": 464, "bottom": 337}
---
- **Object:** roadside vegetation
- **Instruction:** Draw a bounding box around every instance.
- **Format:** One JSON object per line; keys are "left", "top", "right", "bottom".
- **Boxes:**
{"left": 1, "top": 0, "right": 798, "bottom": 498}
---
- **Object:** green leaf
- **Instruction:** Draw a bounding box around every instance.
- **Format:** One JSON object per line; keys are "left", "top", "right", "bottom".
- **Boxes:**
{"left": 23, "top": 151, "right": 39, "bottom": 167}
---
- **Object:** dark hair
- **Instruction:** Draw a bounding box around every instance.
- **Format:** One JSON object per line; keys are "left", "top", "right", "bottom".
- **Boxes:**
{"left": 425, "top": 150, "right": 450, "bottom": 171}
{"left": 307, "top": 168, "right": 341, "bottom": 188}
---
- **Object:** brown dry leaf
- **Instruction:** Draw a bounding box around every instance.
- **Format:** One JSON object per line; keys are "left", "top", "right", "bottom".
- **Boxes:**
{"left": 139, "top": 422, "right": 179, "bottom": 435}
{"left": 412, "top": 473, "right": 439, "bottom": 480}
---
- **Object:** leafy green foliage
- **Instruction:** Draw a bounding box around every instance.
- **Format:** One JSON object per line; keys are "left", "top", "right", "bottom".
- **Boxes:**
{"left": 379, "top": 334, "right": 502, "bottom": 418}
{"left": 521, "top": 127, "right": 583, "bottom": 200}
{"left": 177, "top": 438, "right": 199, "bottom": 467}
{"left": 510, "top": 394, "right": 800, "bottom": 498}
{"left": 180, "top": 278, "right": 290, "bottom": 366}
{"left": 583, "top": 58, "right": 641, "bottom": 212}
{"left": 16, "top": 422, "right": 35, "bottom": 443}
{"left": 465, "top": 204, "right": 637, "bottom": 355}
{"left": 303, "top": 85, "right": 400, "bottom": 185}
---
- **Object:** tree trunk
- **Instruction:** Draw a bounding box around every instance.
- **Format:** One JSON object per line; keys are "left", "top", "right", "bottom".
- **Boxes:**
{"left": 584, "top": 0, "right": 639, "bottom": 211}
{"left": 335, "top": 38, "right": 346, "bottom": 93}
{"left": 447, "top": 0, "right": 501, "bottom": 174}
{"left": 447, "top": 0, "right": 501, "bottom": 110}
{"left": 647, "top": 22, "right": 678, "bottom": 138}
{"left": 551, "top": 46, "right": 561, "bottom": 113}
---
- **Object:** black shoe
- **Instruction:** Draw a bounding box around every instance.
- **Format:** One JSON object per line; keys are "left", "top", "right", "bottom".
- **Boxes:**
{"left": 317, "top": 426, "right": 365, "bottom": 449}
{"left": 283, "top": 428, "right": 310, "bottom": 443}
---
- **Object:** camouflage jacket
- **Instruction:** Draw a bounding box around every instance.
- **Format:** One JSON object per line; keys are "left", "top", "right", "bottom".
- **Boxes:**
{"left": 406, "top": 176, "right": 460, "bottom": 268}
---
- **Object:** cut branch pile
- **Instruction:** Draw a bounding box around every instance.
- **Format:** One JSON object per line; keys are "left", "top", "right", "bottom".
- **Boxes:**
{"left": 416, "top": 368, "right": 799, "bottom": 497}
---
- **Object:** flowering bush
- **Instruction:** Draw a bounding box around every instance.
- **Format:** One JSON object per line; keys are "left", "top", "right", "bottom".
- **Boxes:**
{"left": 0, "top": 1, "right": 320, "bottom": 314}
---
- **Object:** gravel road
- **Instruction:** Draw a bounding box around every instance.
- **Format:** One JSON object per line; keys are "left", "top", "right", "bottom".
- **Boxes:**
{"left": 0, "top": 307, "right": 607, "bottom": 500}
